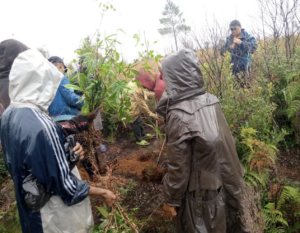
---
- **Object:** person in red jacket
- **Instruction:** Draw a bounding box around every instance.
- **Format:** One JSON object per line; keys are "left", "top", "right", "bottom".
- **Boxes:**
{"left": 154, "top": 58, "right": 166, "bottom": 101}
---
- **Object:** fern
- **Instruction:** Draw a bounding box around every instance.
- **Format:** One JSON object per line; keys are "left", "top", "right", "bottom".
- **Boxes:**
{"left": 262, "top": 203, "right": 288, "bottom": 232}
{"left": 284, "top": 81, "right": 300, "bottom": 118}
{"left": 243, "top": 165, "right": 268, "bottom": 188}
{"left": 265, "top": 185, "right": 300, "bottom": 232}
{"left": 277, "top": 186, "right": 300, "bottom": 210}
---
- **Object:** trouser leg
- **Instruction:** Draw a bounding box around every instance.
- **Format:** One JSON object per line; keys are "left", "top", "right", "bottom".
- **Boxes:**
{"left": 129, "top": 116, "right": 144, "bottom": 142}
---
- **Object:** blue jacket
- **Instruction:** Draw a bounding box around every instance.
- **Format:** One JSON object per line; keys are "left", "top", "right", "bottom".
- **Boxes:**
{"left": 221, "top": 29, "right": 257, "bottom": 72}
{"left": 48, "top": 75, "right": 84, "bottom": 121}
{"left": 0, "top": 107, "right": 90, "bottom": 233}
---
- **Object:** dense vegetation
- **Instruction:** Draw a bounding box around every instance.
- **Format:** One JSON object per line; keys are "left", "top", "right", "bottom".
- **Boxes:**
{"left": 1, "top": 0, "right": 300, "bottom": 232}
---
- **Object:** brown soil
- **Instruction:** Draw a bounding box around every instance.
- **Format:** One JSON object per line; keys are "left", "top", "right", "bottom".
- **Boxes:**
{"left": 113, "top": 151, "right": 165, "bottom": 181}
{"left": 76, "top": 121, "right": 172, "bottom": 231}
{"left": 275, "top": 148, "right": 300, "bottom": 181}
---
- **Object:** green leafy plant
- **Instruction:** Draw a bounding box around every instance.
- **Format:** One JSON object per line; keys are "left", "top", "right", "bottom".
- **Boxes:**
{"left": 0, "top": 150, "right": 9, "bottom": 184}
{"left": 117, "top": 180, "right": 136, "bottom": 196}
{"left": 92, "top": 204, "right": 142, "bottom": 233}
{"left": 262, "top": 185, "right": 300, "bottom": 233}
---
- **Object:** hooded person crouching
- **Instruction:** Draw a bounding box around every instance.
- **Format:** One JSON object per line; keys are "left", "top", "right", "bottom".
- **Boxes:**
{"left": 156, "top": 49, "right": 249, "bottom": 233}
{"left": 126, "top": 68, "right": 160, "bottom": 146}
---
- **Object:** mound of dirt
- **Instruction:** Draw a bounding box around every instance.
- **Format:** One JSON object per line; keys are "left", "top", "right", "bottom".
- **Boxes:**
{"left": 113, "top": 152, "right": 166, "bottom": 181}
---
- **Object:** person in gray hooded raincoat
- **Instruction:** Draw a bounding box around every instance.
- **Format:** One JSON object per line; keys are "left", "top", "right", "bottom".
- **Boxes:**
{"left": 156, "top": 49, "right": 249, "bottom": 233}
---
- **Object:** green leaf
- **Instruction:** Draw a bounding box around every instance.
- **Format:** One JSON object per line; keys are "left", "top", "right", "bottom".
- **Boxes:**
{"left": 118, "top": 28, "right": 126, "bottom": 35}
{"left": 115, "top": 51, "right": 120, "bottom": 61}
{"left": 82, "top": 105, "right": 90, "bottom": 116}
{"left": 116, "top": 215, "right": 123, "bottom": 227}
{"left": 131, "top": 69, "right": 140, "bottom": 76}
{"left": 65, "top": 84, "right": 83, "bottom": 92}
{"left": 105, "top": 34, "right": 117, "bottom": 40}
{"left": 99, "top": 219, "right": 109, "bottom": 228}
{"left": 133, "top": 34, "right": 140, "bottom": 47}
{"left": 96, "top": 207, "right": 109, "bottom": 219}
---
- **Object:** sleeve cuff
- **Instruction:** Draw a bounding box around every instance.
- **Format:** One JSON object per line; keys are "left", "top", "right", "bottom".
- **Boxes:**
{"left": 164, "top": 198, "right": 182, "bottom": 207}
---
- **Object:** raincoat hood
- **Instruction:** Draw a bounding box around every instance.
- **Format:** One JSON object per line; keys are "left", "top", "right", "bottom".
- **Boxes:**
{"left": 9, "top": 49, "right": 63, "bottom": 111}
{"left": 156, "top": 49, "right": 206, "bottom": 117}
{"left": 0, "top": 39, "right": 29, "bottom": 109}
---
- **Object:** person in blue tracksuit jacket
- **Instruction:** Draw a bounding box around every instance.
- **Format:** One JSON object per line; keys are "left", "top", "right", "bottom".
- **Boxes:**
{"left": 48, "top": 56, "right": 84, "bottom": 122}
{"left": 0, "top": 49, "right": 116, "bottom": 233}
{"left": 221, "top": 20, "right": 257, "bottom": 88}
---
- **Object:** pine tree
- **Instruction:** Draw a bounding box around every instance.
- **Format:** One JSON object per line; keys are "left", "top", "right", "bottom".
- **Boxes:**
{"left": 158, "top": 0, "right": 190, "bottom": 51}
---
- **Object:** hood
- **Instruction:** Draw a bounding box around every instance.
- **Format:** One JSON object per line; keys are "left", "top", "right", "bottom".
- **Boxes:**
{"left": 0, "top": 39, "right": 29, "bottom": 109}
{"left": 156, "top": 49, "right": 206, "bottom": 117}
{"left": 135, "top": 67, "right": 155, "bottom": 91}
{"left": 9, "top": 49, "right": 63, "bottom": 111}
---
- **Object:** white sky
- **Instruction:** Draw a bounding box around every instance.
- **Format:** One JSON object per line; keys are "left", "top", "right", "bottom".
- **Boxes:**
{"left": 0, "top": 0, "right": 259, "bottom": 63}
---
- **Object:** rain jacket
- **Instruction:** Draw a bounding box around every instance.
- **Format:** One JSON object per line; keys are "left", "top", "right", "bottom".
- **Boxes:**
{"left": 0, "top": 50, "right": 93, "bottom": 233}
{"left": 0, "top": 39, "right": 29, "bottom": 110}
{"left": 48, "top": 75, "right": 84, "bottom": 122}
{"left": 156, "top": 49, "right": 248, "bottom": 233}
{"left": 220, "top": 29, "right": 257, "bottom": 72}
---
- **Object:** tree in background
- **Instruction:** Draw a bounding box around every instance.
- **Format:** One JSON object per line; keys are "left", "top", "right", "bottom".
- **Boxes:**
{"left": 158, "top": 0, "right": 190, "bottom": 51}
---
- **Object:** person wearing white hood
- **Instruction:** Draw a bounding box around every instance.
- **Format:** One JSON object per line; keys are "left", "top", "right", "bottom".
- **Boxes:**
{"left": 0, "top": 49, "right": 116, "bottom": 233}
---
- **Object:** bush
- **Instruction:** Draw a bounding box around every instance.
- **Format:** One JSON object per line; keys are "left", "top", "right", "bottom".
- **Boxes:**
{"left": 0, "top": 149, "right": 9, "bottom": 184}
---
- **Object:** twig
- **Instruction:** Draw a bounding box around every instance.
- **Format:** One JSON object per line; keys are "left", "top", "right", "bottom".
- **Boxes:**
{"left": 139, "top": 199, "right": 164, "bottom": 232}
{"left": 116, "top": 203, "right": 139, "bottom": 233}
{"left": 155, "top": 100, "right": 158, "bottom": 141}
{"left": 156, "top": 138, "right": 166, "bottom": 166}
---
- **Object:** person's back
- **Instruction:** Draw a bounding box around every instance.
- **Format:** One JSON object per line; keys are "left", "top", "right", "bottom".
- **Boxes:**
{"left": 157, "top": 49, "right": 248, "bottom": 233}
{"left": 47, "top": 56, "right": 84, "bottom": 121}
{"left": 1, "top": 107, "right": 94, "bottom": 232}
{"left": 1, "top": 49, "right": 93, "bottom": 233}
{"left": 48, "top": 75, "right": 83, "bottom": 121}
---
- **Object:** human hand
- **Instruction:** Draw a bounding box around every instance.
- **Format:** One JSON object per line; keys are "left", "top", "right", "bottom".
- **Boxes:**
{"left": 163, "top": 203, "right": 177, "bottom": 217}
{"left": 86, "top": 107, "right": 100, "bottom": 121}
{"left": 233, "top": 37, "right": 242, "bottom": 45}
{"left": 88, "top": 187, "right": 117, "bottom": 207}
{"left": 230, "top": 44, "right": 235, "bottom": 50}
{"left": 102, "top": 190, "right": 117, "bottom": 207}
{"left": 152, "top": 113, "right": 162, "bottom": 121}
{"left": 73, "top": 142, "right": 84, "bottom": 160}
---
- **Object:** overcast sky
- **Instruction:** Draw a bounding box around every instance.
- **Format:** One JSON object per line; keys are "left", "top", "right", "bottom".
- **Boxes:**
{"left": 0, "top": 0, "right": 259, "bottom": 64}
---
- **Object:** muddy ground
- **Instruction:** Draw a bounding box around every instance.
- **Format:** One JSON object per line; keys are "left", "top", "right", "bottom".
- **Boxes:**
{"left": 77, "top": 122, "right": 175, "bottom": 232}
{"left": 2, "top": 120, "right": 300, "bottom": 232}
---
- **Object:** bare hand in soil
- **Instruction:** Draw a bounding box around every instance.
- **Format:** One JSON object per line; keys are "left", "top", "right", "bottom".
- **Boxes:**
{"left": 153, "top": 114, "right": 163, "bottom": 121}
{"left": 89, "top": 187, "right": 117, "bottom": 207}
{"left": 102, "top": 190, "right": 117, "bottom": 207}
{"left": 86, "top": 107, "right": 100, "bottom": 121}
{"left": 163, "top": 203, "right": 177, "bottom": 217}
{"left": 73, "top": 142, "right": 84, "bottom": 160}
